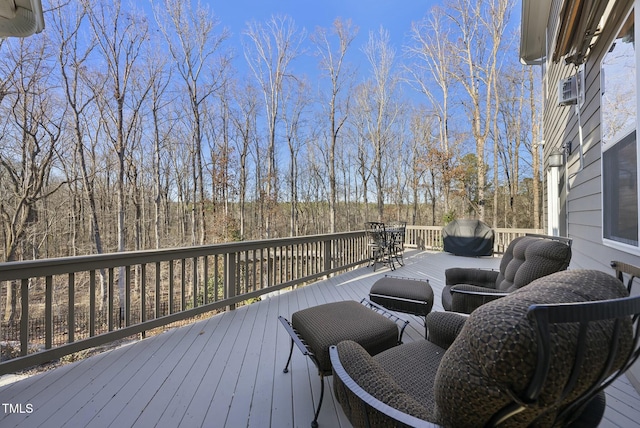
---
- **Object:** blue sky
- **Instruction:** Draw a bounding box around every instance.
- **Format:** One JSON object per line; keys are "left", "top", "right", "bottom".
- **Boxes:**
{"left": 208, "top": 0, "right": 441, "bottom": 81}
{"left": 201, "top": 0, "right": 523, "bottom": 95}
{"left": 211, "top": 0, "right": 437, "bottom": 45}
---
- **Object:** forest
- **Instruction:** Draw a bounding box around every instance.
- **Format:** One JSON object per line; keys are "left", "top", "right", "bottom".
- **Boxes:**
{"left": 0, "top": 0, "right": 540, "bottom": 264}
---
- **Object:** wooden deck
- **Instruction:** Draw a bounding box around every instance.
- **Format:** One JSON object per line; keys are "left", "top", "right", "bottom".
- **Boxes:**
{"left": 0, "top": 250, "right": 639, "bottom": 427}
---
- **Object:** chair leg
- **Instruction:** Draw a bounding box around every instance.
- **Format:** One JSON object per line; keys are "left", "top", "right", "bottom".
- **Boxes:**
{"left": 372, "top": 248, "right": 380, "bottom": 271}
{"left": 386, "top": 247, "right": 395, "bottom": 271}
{"left": 423, "top": 316, "right": 428, "bottom": 339}
{"left": 311, "top": 373, "right": 325, "bottom": 428}
{"left": 283, "top": 338, "right": 294, "bottom": 373}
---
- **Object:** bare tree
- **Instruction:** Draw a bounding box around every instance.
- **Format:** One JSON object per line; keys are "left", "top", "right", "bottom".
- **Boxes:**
{"left": 408, "top": 108, "right": 434, "bottom": 225}
{"left": 0, "top": 37, "right": 65, "bottom": 319}
{"left": 145, "top": 43, "right": 173, "bottom": 249}
{"left": 495, "top": 65, "right": 526, "bottom": 227}
{"left": 350, "top": 83, "right": 374, "bottom": 222}
{"left": 281, "top": 78, "right": 311, "bottom": 236}
{"left": 243, "top": 15, "right": 305, "bottom": 237}
{"left": 311, "top": 18, "right": 358, "bottom": 233}
{"left": 228, "top": 80, "right": 259, "bottom": 240}
{"left": 153, "top": 0, "right": 230, "bottom": 245}
{"left": 200, "top": 77, "right": 238, "bottom": 242}
{"left": 406, "top": 9, "right": 457, "bottom": 216}
{"left": 51, "top": 0, "right": 116, "bottom": 306}
{"left": 446, "top": 0, "right": 513, "bottom": 221}
{"left": 362, "top": 27, "right": 400, "bottom": 221}
{"left": 86, "top": 0, "right": 150, "bottom": 316}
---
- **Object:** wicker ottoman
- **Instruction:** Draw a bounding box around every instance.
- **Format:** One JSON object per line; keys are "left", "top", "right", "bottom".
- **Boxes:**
{"left": 279, "top": 299, "right": 407, "bottom": 428}
{"left": 369, "top": 276, "right": 434, "bottom": 337}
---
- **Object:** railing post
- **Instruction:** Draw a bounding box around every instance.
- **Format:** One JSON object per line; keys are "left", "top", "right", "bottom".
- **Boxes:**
{"left": 324, "top": 238, "right": 332, "bottom": 275}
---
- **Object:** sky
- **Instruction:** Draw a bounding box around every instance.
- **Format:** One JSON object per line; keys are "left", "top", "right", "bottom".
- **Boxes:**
{"left": 205, "top": 0, "right": 442, "bottom": 81}
{"left": 211, "top": 0, "right": 438, "bottom": 46}
{"left": 193, "top": 0, "right": 523, "bottom": 98}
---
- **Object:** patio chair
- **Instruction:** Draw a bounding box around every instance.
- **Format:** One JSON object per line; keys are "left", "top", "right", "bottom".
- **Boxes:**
{"left": 387, "top": 221, "right": 407, "bottom": 266}
{"left": 330, "top": 269, "right": 640, "bottom": 427}
{"left": 442, "top": 235, "right": 572, "bottom": 313}
{"left": 611, "top": 260, "right": 640, "bottom": 292}
{"left": 365, "top": 221, "right": 396, "bottom": 271}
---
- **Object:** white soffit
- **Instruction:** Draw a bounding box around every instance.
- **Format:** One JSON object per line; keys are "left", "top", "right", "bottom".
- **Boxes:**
{"left": 0, "top": 0, "right": 44, "bottom": 38}
{"left": 520, "top": 0, "right": 553, "bottom": 64}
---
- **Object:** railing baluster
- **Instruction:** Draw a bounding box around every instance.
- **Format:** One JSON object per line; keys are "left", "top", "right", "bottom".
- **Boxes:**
{"left": 108, "top": 268, "right": 114, "bottom": 331}
{"left": 267, "top": 247, "right": 273, "bottom": 288}
{"left": 252, "top": 249, "right": 257, "bottom": 292}
{"left": 202, "top": 256, "right": 209, "bottom": 305}
{"left": 214, "top": 255, "right": 219, "bottom": 302}
{"left": 141, "top": 264, "right": 147, "bottom": 324}
{"left": 169, "top": 260, "right": 174, "bottom": 314}
{"left": 45, "top": 275, "right": 52, "bottom": 349}
{"left": 235, "top": 252, "right": 241, "bottom": 299}
{"left": 258, "top": 248, "right": 264, "bottom": 290}
{"left": 225, "top": 252, "right": 236, "bottom": 310}
{"left": 125, "top": 266, "right": 131, "bottom": 327}
{"left": 89, "top": 270, "right": 96, "bottom": 337}
{"left": 287, "top": 245, "right": 292, "bottom": 282}
{"left": 155, "top": 262, "right": 161, "bottom": 318}
{"left": 20, "top": 279, "right": 28, "bottom": 356}
{"left": 244, "top": 250, "right": 249, "bottom": 293}
{"left": 281, "top": 246, "right": 285, "bottom": 283}
{"left": 192, "top": 257, "right": 198, "bottom": 309}
{"left": 181, "top": 259, "right": 186, "bottom": 312}
{"left": 68, "top": 273, "right": 75, "bottom": 344}
{"left": 296, "top": 244, "right": 299, "bottom": 280}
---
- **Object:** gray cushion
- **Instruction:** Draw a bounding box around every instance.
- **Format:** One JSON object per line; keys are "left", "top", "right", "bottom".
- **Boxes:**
{"left": 495, "top": 236, "right": 572, "bottom": 292}
{"left": 334, "top": 340, "right": 431, "bottom": 423}
{"left": 370, "top": 277, "right": 434, "bottom": 316}
{"left": 373, "top": 340, "right": 446, "bottom": 415}
{"left": 292, "top": 300, "right": 398, "bottom": 373}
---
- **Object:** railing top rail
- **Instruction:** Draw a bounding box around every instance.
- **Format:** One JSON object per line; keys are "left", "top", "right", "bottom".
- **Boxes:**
{"left": 0, "top": 230, "right": 365, "bottom": 281}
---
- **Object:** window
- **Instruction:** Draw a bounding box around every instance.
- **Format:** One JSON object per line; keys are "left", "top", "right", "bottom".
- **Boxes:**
{"left": 602, "top": 9, "right": 638, "bottom": 248}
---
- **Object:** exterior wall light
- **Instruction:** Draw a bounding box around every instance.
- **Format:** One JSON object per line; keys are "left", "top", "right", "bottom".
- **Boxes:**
{"left": 548, "top": 148, "right": 564, "bottom": 168}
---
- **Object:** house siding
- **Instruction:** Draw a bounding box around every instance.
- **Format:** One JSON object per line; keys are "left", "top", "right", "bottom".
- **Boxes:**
{"left": 543, "top": 0, "right": 640, "bottom": 387}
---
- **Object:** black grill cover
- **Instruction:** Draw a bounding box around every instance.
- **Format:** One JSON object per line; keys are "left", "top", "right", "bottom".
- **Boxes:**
{"left": 442, "top": 219, "right": 494, "bottom": 257}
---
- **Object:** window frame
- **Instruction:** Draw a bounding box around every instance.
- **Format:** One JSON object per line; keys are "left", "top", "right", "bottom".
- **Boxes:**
{"left": 601, "top": 6, "right": 640, "bottom": 253}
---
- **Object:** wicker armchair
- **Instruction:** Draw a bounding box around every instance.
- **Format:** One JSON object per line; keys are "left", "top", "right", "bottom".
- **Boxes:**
{"left": 442, "top": 235, "right": 572, "bottom": 313}
{"left": 330, "top": 269, "right": 640, "bottom": 427}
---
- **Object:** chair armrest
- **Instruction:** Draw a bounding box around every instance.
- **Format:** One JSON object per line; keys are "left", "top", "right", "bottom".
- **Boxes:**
{"left": 426, "top": 312, "right": 469, "bottom": 349}
{"left": 360, "top": 298, "right": 410, "bottom": 343}
{"left": 445, "top": 268, "right": 499, "bottom": 288}
{"left": 449, "top": 285, "right": 509, "bottom": 314}
{"left": 329, "top": 342, "right": 437, "bottom": 427}
{"left": 278, "top": 315, "right": 313, "bottom": 357}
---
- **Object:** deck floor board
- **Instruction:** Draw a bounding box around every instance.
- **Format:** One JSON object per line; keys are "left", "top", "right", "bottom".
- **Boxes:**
{"left": 0, "top": 250, "right": 638, "bottom": 427}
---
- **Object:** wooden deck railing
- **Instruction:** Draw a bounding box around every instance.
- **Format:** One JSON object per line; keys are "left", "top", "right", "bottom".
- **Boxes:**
{"left": 0, "top": 226, "right": 541, "bottom": 375}
{"left": 405, "top": 226, "right": 543, "bottom": 253}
